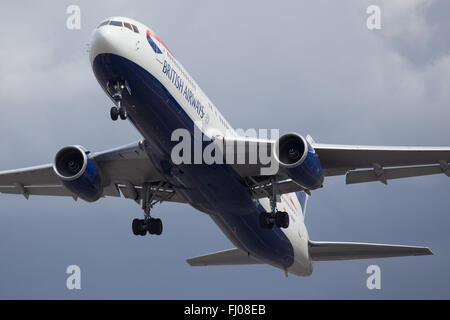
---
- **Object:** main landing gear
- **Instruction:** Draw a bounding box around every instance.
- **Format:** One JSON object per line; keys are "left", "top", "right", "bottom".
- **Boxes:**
{"left": 259, "top": 178, "right": 290, "bottom": 230}
{"left": 132, "top": 184, "right": 163, "bottom": 236}
{"left": 132, "top": 218, "right": 162, "bottom": 236}
{"left": 259, "top": 211, "right": 289, "bottom": 229}
{"left": 107, "top": 81, "right": 129, "bottom": 121}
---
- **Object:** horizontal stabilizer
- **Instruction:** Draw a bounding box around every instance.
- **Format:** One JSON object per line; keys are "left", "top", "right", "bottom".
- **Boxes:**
{"left": 186, "top": 248, "right": 262, "bottom": 266}
{"left": 309, "top": 240, "right": 432, "bottom": 261}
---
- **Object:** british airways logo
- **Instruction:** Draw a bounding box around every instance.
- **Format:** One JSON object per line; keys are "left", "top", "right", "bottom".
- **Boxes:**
{"left": 146, "top": 30, "right": 162, "bottom": 54}
{"left": 146, "top": 29, "right": 173, "bottom": 56}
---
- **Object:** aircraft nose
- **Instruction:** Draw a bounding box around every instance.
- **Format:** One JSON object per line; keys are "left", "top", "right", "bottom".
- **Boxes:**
{"left": 89, "top": 25, "right": 120, "bottom": 65}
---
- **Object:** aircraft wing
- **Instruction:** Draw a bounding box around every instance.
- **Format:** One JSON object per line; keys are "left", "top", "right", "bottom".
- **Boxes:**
{"left": 0, "top": 141, "right": 186, "bottom": 203}
{"left": 313, "top": 143, "right": 450, "bottom": 184}
{"left": 217, "top": 136, "right": 450, "bottom": 192}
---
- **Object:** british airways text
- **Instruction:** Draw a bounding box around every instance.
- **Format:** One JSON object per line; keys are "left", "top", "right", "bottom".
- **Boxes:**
{"left": 162, "top": 60, "right": 205, "bottom": 119}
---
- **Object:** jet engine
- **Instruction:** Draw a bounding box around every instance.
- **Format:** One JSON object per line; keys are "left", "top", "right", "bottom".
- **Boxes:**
{"left": 274, "top": 133, "right": 323, "bottom": 190}
{"left": 53, "top": 145, "right": 103, "bottom": 202}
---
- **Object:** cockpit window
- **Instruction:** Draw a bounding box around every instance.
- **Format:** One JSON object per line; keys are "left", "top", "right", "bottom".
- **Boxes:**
{"left": 97, "top": 20, "right": 110, "bottom": 28}
{"left": 132, "top": 24, "right": 139, "bottom": 33}
{"left": 124, "top": 22, "right": 133, "bottom": 31}
{"left": 109, "top": 20, "right": 123, "bottom": 27}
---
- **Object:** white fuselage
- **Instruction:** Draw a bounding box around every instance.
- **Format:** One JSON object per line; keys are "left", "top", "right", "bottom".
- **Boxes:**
{"left": 90, "top": 16, "right": 312, "bottom": 276}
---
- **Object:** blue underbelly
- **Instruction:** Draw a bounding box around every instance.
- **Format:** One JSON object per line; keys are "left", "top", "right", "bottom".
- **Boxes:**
{"left": 92, "top": 53, "right": 294, "bottom": 268}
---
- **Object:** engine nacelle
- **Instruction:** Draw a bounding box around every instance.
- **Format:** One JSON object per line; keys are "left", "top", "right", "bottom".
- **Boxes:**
{"left": 274, "top": 133, "right": 323, "bottom": 190}
{"left": 53, "top": 146, "right": 103, "bottom": 202}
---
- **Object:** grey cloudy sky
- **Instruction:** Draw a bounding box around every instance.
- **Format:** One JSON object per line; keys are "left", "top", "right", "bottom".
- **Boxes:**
{"left": 0, "top": 0, "right": 450, "bottom": 299}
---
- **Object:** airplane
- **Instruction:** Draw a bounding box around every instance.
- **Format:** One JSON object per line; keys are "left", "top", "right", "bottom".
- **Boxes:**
{"left": 1, "top": 16, "right": 449, "bottom": 277}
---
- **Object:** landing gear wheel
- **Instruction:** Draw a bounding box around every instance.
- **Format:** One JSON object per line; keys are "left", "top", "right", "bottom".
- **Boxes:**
{"left": 147, "top": 218, "right": 163, "bottom": 235}
{"left": 148, "top": 218, "right": 155, "bottom": 235}
{"left": 139, "top": 227, "right": 147, "bottom": 236}
{"left": 132, "top": 218, "right": 140, "bottom": 235}
{"left": 119, "top": 107, "right": 127, "bottom": 120}
{"left": 110, "top": 107, "right": 119, "bottom": 121}
{"left": 259, "top": 212, "right": 274, "bottom": 229}
{"left": 132, "top": 219, "right": 148, "bottom": 236}
{"left": 275, "top": 211, "right": 289, "bottom": 229}
{"left": 139, "top": 219, "right": 147, "bottom": 236}
{"left": 153, "top": 218, "right": 163, "bottom": 235}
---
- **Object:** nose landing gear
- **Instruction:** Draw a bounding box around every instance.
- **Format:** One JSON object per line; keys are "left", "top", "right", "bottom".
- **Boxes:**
{"left": 107, "top": 81, "right": 129, "bottom": 121}
{"left": 110, "top": 104, "right": 127, "bottom": 121}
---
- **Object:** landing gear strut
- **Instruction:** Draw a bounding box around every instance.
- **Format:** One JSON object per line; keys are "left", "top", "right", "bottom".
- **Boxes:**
{"left": 132, "top": 183, "right": 163, "bottom": 236}
{"left": 259, "top": 178, "right": 289, "bottom": 229}
{"left": 107, "top": 81, "right": 128, "bottom": 121}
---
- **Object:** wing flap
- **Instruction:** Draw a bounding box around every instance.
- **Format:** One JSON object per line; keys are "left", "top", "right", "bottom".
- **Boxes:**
{"left": 186, "top": 248, "right": 262, "bottom": 266}
{"left": 0, "top": 185, "right": 73, "bottom": 198}
{"left": 346, "top": 164, "right": 448, "bottom": 184}
{"left": 309, "top": 240, "right": 432, "bottom": 261}
{"left": 119, "top": 184, "right": 186, "bottom": 203}
{"left": 249, "top": 178, "right": 306, "bottom": 199}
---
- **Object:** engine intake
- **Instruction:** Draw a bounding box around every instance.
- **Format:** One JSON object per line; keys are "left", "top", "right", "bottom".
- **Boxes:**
{"left": 53, "top": 146, "right": 103, "bottom": 202}
{"left": 274, "top": 133, "right": 323, "bottom": 190}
